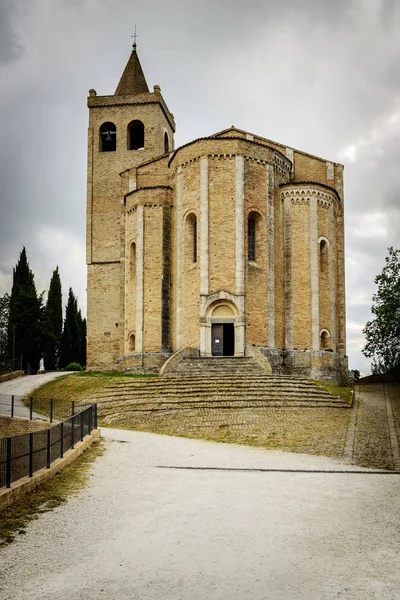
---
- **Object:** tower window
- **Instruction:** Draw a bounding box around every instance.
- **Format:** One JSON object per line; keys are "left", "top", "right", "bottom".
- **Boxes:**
{"left": 129, "top": 334, "right": 135, "bottom": 353}
{"left": 320, "top": 330, "right": 331, "bottom": 350}
{"left": 185, "top": 213, "right": 197, "bottom": 265}
{"left": 100, "top": 122, "right": 116, "bottom": 152}
{"left": 248, "top": 217, "right": 256, "bottom": 262}
{"left": 128, "top": 120, "right": 144, "bottom": 150}
{"left": 319, "top": 239, "right": 329, "bottom": 273}
{"left": 164, "top": 132, "right": 169, "bottom": 153}
{"left": 130, "top": 242, "right": 136, "bottom": 280}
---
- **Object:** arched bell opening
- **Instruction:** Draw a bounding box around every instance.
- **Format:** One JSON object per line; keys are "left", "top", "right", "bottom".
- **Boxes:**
{"left": 128, "top": 120, "right": 144, "bottom": 150}
{"left": 99, "top": 122, "right": 116, "bottom": 152}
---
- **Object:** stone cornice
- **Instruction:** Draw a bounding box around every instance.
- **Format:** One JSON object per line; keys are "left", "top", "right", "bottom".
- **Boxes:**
{"left": 280, "top": 181, "right": 341, "bottom": 202}
{"left": 125, "top": 185, "right": 172, "bottom": 199}
{"left": 168, "top": 135, "right": 291, "bottom": 171}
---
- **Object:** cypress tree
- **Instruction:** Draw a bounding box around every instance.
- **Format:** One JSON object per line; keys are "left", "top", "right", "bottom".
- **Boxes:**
{"left": 59, "top": 288, "right": 81, "bottom": 367}
{"left": 8, "top": 247, "right": 43, "bottom": 373}
{"left": 43, "top": 266, "right": 63, "bottom": 370}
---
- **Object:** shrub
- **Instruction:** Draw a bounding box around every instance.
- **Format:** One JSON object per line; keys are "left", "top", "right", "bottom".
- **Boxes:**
{"left": 64, "top": 362, "right": 83, "bottom": 372}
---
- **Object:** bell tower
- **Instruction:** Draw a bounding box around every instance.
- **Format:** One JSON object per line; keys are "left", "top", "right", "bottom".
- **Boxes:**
{"left": 86, "top": 44, "right": 175, "bottom": 369}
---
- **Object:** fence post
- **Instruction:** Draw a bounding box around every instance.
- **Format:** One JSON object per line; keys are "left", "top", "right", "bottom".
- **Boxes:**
{"left": 88, "top": 406, "right": 92, "bottom": 435}
{"left": 6, "top": 437, "right": 12, "bottom": 488}
{"left": 11, "top": 395, "right": 14, "bottom": 418}
{"left": 71, "top": 415, "right": 75, "bottom": 450}
{"left": 71, "top": 401, "right": 75, "bottom": 416}
{"left": 46, "top": 428, "right": 51, "bottom": 468}
{"left": 29, "top": 433, "right": 33, "bottom": 477}
{"left": 80, "top": 410, "right": 84, "bottom": 442}
{"left": 94, "top": 404, "right": 98, "bottom": 429}
{"left": 60, "top": 422, "right": 64, "bottom": 458}
{"left": 50, "top": 399, "right": 53, "bottom": 423}
{"left": 30, "top": 397, "right": 33, "bottom": 420}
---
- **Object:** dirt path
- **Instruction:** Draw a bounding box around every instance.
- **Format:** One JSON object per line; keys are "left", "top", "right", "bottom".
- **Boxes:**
{"left": 0, "top": 428, "right": 399, "bottom": 600}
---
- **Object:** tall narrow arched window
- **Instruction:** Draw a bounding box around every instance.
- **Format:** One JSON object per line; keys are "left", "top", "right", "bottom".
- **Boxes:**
{"left": 130, "top": 242, "right": 136, "bottom": 280}
{"left": 129, "top": 334, "right": 135, "bottom": 353}
{"left": 128, "top": 120, "right": 144, "bottom": 150}
{"left": 99, "top": 122, "right": 116, "bottom": 152}
{"left": 319, "top": 239, "right": 329, "bottom": 273}
{"left": 248, "top": 217, "right": 256, "bottom": 261}
{"left": 164, "top": 132, "right": 169, "bottom": 153}
{"left": 184, "top": 213, "right": 197, "bottom": 265}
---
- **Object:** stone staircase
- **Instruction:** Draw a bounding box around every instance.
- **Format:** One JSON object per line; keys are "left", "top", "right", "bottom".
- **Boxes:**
{"left": 164, "top": 356, "right": 268, "bottom": 377}
{"left": 93, "top": 357, "right": 351, "bottom": 419}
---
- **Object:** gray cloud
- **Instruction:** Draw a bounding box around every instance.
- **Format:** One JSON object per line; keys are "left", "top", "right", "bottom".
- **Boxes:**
{"left": 0, "top": 0, "right": 25, "bottom": 64}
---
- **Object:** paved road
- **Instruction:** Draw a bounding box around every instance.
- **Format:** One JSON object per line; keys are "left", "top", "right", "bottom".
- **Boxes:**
{"left": 0, "top": 372, "right": 69, "bottom": 397}
{"left": 0, "top": 428, "right": 399, "bottom": 600}
{"left": 0, "top": 373, "right": 71, "bottom": 419}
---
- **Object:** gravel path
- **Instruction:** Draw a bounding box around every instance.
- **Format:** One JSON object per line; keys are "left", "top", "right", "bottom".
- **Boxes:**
{"left": 0, "top": 373, "right": 69, "bottom": 398}
{"left": 0, "top": 373, "right": 71, "bottom": 419}
{"left": 1, "top": 428, "right": 399, "bottom": 600}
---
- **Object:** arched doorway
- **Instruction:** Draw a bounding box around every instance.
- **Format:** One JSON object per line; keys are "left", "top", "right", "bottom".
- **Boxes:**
{"left": 211, "top": 304, "right": 235, "bottom": 356}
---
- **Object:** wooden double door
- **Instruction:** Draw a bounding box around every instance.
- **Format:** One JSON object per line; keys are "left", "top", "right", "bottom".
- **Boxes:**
{"left": 211, "top": 323, "right": 235, "bottom": 356}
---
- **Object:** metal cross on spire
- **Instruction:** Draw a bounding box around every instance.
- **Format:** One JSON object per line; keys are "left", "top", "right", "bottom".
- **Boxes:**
{"left": 131, "top": 26, "right": 138, "bottom": 48}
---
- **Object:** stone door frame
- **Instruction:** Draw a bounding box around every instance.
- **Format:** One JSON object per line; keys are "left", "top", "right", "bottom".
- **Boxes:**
{"left": 199, "top": 290, "right": 245, "bottom": 357}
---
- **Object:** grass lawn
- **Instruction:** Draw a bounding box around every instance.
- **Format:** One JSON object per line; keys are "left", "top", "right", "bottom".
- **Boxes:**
{"left": 28, "top": 372, "right": 353, "bottom": 460}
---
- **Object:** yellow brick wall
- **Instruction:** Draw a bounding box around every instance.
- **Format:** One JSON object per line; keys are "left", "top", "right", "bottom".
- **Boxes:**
{"left": 181, "top": 162, "right": 200, "bottom": 346}
{"left": 274, "top": 187, "right": 285, "bottom": 349}
{"left": 143, "top": 205, "right": 163, "bottom": 352}
{"left": 291, "top": 203, "right": 312, "bottom": 349}
{"left": 244, "top": 160, "right": 268, "bottom": 346}
{"left": 208, "top": 157, "right": 236, "bottom": 294}
{"left": 318, "top": 204, "right": 331, "bottom": 339}
{"left": 87, "top": 263, "right": 120, "bottom": 368}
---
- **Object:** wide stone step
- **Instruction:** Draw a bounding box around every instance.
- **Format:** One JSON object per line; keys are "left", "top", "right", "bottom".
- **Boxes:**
{"left": 96, "top": 386, "right": 338, "bottom": 397}
{"left": 98, "top": 399, "right": 349, "bottom": 411}
{"left": 98, "top": 395, "right": 345, "bottom": 406}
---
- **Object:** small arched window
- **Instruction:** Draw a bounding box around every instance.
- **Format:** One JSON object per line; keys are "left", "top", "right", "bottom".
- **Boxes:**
{"left": 128, "top": 120, "right": 144, "bottom": 150}
{"left": 185, "top": 213, "right": 197, "bottom": 264}
{"left": 320, "top": 330, "right": 331, "bottom": 350}
{"left": 164, "top": 132, "right": 169, "bottom": 154}
{"left": 129, "top": 334, "right": 135, "bottom": 353}
{"left": 319, "top": 239, "right": 329, "bottom": 273}
{"left": 100, "top": 122, "right": 116, "bottom": 152}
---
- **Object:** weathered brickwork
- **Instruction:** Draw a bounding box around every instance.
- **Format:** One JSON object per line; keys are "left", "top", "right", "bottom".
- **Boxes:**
{"left": 86, "top": 47, "right": 349, "bottom": 383}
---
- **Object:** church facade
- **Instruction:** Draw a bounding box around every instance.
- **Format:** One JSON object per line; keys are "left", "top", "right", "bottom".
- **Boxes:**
{"left": 86, "top": 46, "right": 349, "bottom": 382}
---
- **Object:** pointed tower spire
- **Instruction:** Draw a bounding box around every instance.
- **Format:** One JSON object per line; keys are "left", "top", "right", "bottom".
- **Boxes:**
{"left": 115, "top": 43, "right": 149, "bottom": 96}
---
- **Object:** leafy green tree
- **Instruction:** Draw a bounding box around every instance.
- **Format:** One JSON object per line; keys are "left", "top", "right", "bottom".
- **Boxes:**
{"left": 363, "top": 247, "right": 400, "bottom": 374}
{"left": 0, "top": 293, "right": 10, "bottom": 357}
{"left": 8, "top": 247, "right": 44, "bottom": 373}
{"left": 43, "top": 267, "right": 63, "bottom": 369}
{"left": 59, "top": 288, "right": 85, "bottom": 368}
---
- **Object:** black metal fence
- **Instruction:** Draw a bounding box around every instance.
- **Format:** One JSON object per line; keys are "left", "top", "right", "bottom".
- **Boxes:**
{"left": 0, "top": 403, "right": 97, "bottom": 488}
{"left": 0, "top": 393, "right": 93, "bottom": 422}
{"left": 0, "top": 356, "right": 23, "bottom": 376}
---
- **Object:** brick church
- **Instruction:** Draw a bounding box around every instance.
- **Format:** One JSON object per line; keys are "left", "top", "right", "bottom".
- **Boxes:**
{"left": 86, "top": 44, "right": 349, "bottom": 383}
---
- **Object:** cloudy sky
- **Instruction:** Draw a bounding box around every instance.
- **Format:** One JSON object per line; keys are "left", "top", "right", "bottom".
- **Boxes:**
{"left": 0, "top": 0, "right": 399, "bottom": 374}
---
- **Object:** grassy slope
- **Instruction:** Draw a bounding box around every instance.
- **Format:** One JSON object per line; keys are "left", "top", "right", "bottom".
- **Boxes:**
{"left": 29, "top": 372, "right": 352, "bottom": 459}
